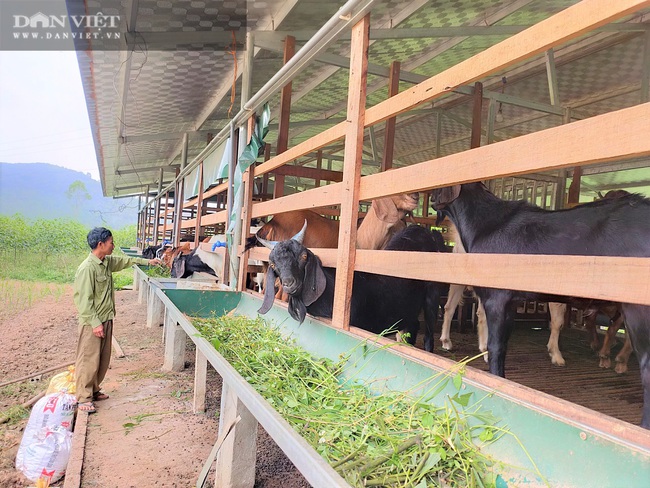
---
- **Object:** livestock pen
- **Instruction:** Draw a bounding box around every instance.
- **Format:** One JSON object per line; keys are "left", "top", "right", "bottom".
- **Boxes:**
{"left": 74, "top": 0, "right": 650, "bottom": 485}
{"left": 135, "top": 271, "right": 650, "bottom": 486}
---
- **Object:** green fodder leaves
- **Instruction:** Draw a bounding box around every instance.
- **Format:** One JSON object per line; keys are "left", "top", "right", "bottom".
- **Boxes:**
{"left": 194, "top": 315, "right": 509, "bottom": 488}
{"left": 143, "top": 265, "right": 171, "bottom": 278}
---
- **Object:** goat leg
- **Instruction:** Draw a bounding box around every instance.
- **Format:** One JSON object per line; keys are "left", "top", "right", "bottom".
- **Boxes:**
{"left": 547, "top": 302, "right": 567, "bottom": 367}
{"left": 614, "top": 333, "right": 633, "bottom": 374}
{"left": 620, "top": 304, "right": 650, "bottom": 428}
{"left": 440, "top": 284, "right": 464, "bottom": 351}
{"left": 598, "top": 319, "right": 618, "bottom": 369}
{"left": 423, "top": 283, "right": 442, "bottom": 353}
{"left": 481, "top": 291, "right": 515, "bottom": 378}
{"left": 583, "top": 309, "right": 601, "bottom": 352}
{"left": 476, "top": 299, "right": 488, "bottom": 363}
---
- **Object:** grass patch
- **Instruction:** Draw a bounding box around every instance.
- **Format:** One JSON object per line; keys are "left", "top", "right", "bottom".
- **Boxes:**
{"left": 0, "top": 380, "right": 42, "bottom": 402}
{"left": 171, "top": 388, "right": 192, "bottom": 400}
{"left": 113, "top": 264, "right": 171, "bottom": 290}
{"left": 113, "top": 268, "right": 134, "bottom": 290}
{"left": 0, "top": 405, "right": 29, "bottom": 426}
{"left": 0, "top": 280, "right": 70, "bottom": 320}
{"left": 0, "top": 251, "right": 87, "bottom": 284}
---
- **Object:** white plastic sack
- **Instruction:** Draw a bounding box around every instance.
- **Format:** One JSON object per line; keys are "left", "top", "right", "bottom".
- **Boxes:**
{"left": 15, "top": 392, "right": 76, "bottom": 482}
{"left": 23, "top": 392, "right": 76, "bottom": 439}
{"left": 15, "top": 426, "right": 72, "bottom": 483}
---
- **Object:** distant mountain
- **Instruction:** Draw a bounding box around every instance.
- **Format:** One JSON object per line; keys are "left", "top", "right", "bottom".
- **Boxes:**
{"left": 0, "top": 162, "right": 139, "bottom": 229}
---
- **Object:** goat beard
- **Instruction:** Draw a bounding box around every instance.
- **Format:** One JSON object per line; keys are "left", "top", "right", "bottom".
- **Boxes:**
{"left": 288, "top": 295, "right": 307, "bottom": 324}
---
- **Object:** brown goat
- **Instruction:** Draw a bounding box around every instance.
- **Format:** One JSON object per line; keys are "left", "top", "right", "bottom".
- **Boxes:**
{"left": 247, "top": 192, "right": 420, "bottom": 253}
{"left": 252, "top": 209, "right": 340, "bottom": 249}
{"left": 246, "top": 192, "right": 420, "bottom": 300}
{"left": 356, "top": 192, "right": 420, "bottom": 250}
{"left": 161, "top": 242, "right": 191, "bottom": 269}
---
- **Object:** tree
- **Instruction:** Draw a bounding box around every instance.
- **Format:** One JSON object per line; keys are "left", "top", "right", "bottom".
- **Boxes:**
{"left": 66, "top": 180, "right": 91, "bottom": 219}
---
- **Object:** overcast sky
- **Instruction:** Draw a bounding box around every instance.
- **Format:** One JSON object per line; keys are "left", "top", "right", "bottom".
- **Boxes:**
{"left": 0, "top": 49, "right": 100, "bottom": 180}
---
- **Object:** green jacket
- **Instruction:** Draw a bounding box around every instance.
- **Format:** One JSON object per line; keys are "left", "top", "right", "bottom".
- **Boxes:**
{"left": 74, "top": 253, "right": 149, "bottom": 327}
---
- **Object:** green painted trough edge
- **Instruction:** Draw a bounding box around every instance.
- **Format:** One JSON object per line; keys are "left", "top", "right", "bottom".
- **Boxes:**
{"left": 121, "top": 247, "right": 142, "bottom": 258}
{"left": 154, "top": 285, "right": 650, "bottom": 487}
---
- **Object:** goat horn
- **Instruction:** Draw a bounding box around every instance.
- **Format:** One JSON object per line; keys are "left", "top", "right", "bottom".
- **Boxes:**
{"left": 291, "top": 219, "right": 308, "bottom": 244}
{"left": 256, "top": 235, "right": 278, "bottom": 250}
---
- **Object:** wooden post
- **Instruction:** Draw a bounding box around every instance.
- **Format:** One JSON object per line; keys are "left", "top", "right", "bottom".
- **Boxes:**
{"left": 136, "top": 209, "right": 142, "bottom": 251}
{"left": 381, "top": 60, "right": 400, "bottom": 172}
{"left": 554, "top": 108, "right": 572, "bottom": 210}
{"left": 153, "top": 169, "right": 163, "bottom": 245}
{"left": 313, "top": 150, "right": 322, "bottom": 188}
{"left": 276, "top": 35, "right": 294, "bottom": 154}
{"left": 567, "top": 166, "right": 582, "bottom": 206}
{"left": 143, "top": 185, "right": 151, "bottom": 246}
{"left": 229, "top": 33, "right": 255, "bottom": 291}
{"left": 194, "top": 163, "right": 204, "bottom": 247}
{"left": 193, "top": 348, "right": 207, "bottom": 413}
{"left": 174, "top": 134, "right": 189, "bottom": 247}
{"left": 162, "top": 314, "right": 186, "bottom": 372}
{"left": 273, "top": 35, "right": 295, "bottom": 199}
{"left": 173, "top": 183, "right": 181, "bottom": 247}
{"left": 237, "top": 136, "right": 257, "bottom": 292}
{"left": 222, "top": 128, "right": 239, "bottom": 286}
{"left": 563, "top": 107, "right": 582, "bottom": 207}
{"left": 162, "top": 190, "right": 170, "bottom": 242}
{"left": 262, "top": 144, "right": 271, "bottom": 198}
{"left": 470, "top": 81, "right": 483, "bottom": 149}
{"left": 215, "top": 382, "right": 258, "bottom": 488}
{"left": 332, "top": 14, "right": 370, "bottom": 331}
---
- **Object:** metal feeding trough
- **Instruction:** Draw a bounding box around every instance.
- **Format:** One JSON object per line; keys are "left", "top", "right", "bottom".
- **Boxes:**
{"left": 120, "top": 247, "right": 142, "bottom": 258}
{"left": 141, "top": 270, "right": 650, "bottom": 488}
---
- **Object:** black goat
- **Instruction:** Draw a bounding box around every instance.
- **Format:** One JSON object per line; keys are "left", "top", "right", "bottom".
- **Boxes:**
{"left": 171, "top": 248, "right": 217, "bottom": 279}
{"left": 431, "top": 182, "right": 650, "bottom": 428}
{"left": 143, "top": 243, "right": 172, "bottom": 260}
{"left": 142, "top": 245, "right": 161, "bottom": 259}
{"left": 257, "top": 223, "right": 447, "bottom": 352}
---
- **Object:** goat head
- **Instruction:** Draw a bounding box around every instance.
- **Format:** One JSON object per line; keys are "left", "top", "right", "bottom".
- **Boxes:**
{"left": 431, "top": 185, "right": 462, "bottom": 210}
{"left": 257, "top": 238, "right": 326, "bottom": 323}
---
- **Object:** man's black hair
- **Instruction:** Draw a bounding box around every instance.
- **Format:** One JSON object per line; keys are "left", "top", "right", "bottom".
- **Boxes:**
{"left": 87, "top": 227, "right": 112, "bottom": 250}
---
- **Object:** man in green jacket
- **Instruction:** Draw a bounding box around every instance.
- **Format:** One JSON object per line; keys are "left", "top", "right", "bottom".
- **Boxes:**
{"left": 74, "top": 227, "right": 161, "bottom": 413}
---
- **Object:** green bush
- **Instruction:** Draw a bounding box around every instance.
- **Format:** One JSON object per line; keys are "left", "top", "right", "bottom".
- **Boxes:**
{"left": 0, "top": 215, "right": 139, "bottom": 284}
{"left": 113, "top": 224, "right": 138, "bottom": 248}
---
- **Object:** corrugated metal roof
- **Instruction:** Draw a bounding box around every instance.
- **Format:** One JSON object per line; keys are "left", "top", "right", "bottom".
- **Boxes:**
{"left": 73, "top": 0, "right": 650, "bottom": 201}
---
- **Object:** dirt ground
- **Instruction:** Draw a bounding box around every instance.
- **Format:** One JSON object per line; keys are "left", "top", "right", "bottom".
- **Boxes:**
{"left": 0, "top": 285, "right": 309, "bottom": 488}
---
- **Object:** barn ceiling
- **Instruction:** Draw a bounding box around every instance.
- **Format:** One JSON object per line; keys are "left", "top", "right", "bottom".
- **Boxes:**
{"left": 71, "top": 0, "right": 650, "bottom": 203}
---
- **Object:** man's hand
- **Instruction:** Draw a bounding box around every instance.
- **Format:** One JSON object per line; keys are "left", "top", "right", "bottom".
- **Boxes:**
{"left": 93, "top": 324, "right": 105, "bottom": 338}
{"left": 148, "top": 258, "right": 162, "bottom": 266}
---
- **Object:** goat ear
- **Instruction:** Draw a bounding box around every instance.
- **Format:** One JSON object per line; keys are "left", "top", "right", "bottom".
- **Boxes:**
{"left": 433, "top": 185, "right": 461, "bottom": 207}
{"left": 301, "top": 253, "right": 326, "bottom": 306}
{"left": 371, "top": 197, "right": 397, "bottom": 222}
{"left": 257, "top": 267, "right": 277, "bottom": 315}
{"left": 288, "top": 296, "right": 307, "bottom": 323}
{"left": 172, "top": 256, "right": 186, "bottom": 278}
